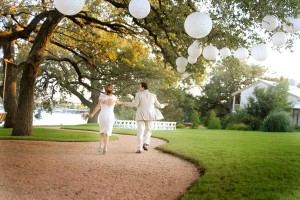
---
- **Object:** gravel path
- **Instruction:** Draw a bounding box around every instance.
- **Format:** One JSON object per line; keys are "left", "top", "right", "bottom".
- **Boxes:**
{"left": 0, "top": 133, "right": 199, "bottom": 200}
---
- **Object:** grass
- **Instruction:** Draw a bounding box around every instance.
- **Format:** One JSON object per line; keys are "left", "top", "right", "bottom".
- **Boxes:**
{"left": 63, "top": 125, "right": 300, "bottom": 200}
{"left": 1, "top": 124, "right": 300, "bottom": 199}
{"left": 0, "top": 127, "right": 117, "bottom": 142}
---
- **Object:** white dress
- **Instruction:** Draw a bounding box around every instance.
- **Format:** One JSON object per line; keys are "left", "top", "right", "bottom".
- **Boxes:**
{"left": 98, "top": 94, "right": 117, "bottom": 136}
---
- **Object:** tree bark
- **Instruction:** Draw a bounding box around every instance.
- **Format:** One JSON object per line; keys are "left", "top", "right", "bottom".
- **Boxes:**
{"left": 12, "top": 10, "right": 63, "bottom": 136}
{"left": 87, "top": 93, "right": 99, "bottom": 123}
{"left": 2, "top": 40, "right": 19, "bottom": 128}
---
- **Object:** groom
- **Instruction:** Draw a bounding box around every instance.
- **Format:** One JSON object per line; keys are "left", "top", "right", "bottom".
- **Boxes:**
{"left": 124, "top": 82, "right": 168, "bottom": 153}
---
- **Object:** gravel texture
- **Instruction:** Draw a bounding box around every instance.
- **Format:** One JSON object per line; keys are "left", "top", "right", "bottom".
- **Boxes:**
{"left": 0, "top": 134, "right": 199, "bottom": 200}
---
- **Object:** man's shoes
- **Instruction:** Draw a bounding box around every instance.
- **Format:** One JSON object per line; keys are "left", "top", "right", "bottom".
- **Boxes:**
{"left": 98, "top": 147, "right": 102, "bottom": 152}
{"left": 136, "top": 150, "right": 142, "bottom": 154}
{"left": 103, "top": 150, "right": 107, "bottom": 155}
{"left": 143, "top": 144, "right": 149, "bottom": 151}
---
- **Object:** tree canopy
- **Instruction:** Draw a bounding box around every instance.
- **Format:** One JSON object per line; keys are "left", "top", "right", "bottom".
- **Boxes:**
{"left": 0, "top": 0, "right": 299, "bottom": 135}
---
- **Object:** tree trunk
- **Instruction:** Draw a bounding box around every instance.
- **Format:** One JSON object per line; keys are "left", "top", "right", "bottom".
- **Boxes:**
{"left": 2, "top": 40, "right": 19, "bottom": 128}
{"left": 12, "top": 10, "right": 63, "bottom": 136}
{"left": 87, "top": 89, "right": 100, "bottom": 123}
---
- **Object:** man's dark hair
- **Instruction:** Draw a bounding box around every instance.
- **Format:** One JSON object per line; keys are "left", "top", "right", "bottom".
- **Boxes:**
{"left": 141, "top": 82, "right": 148, "bottom": 90}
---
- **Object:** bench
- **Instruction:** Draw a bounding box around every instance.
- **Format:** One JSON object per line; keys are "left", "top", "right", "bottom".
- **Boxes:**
{"left": 114, "top": 120, "right": 176, "bottom": 130}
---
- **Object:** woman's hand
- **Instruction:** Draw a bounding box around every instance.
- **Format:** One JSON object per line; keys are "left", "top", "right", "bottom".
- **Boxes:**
{"left": 89, "top": 113, "right": 94, "bottom": 118}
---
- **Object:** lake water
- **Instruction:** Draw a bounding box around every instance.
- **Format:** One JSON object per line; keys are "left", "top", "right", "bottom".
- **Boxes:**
{"left": 33, "top": 112, "right": 87, "bottom": 126}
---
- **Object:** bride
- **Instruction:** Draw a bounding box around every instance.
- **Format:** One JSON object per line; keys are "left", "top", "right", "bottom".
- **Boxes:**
{"left": 89, "top": 83, "right": 123, "bottom": 155}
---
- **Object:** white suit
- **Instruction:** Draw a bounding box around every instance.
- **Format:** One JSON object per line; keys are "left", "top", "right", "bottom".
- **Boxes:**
{"left": 125, "top": 90, "right": 165, "bottom": 151}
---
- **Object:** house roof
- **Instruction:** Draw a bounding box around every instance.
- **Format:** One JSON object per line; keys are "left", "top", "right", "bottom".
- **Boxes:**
{"left": 232, "top": 79, "right": 300, "bottom": 98}
{"left": 294, "top": 102, "right": 300, "bottom": 109}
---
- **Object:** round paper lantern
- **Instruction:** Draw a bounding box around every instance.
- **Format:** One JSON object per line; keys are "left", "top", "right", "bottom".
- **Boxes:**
{"left": 262, "top": 15, "right": 278, "bottom": 31}
{"left": 176, "top": 57, "right": 188, "bottom": 68}
{"left": 219, "top": 47, "right": 231, "bottom": 58}
{"left": 182, "top": 73, "right": 190, "bottom": 79}
{"left": 271, "top": 32, "right": 287, "bottom": 47}
{"left": 188, "top": 44, "right": 202, "bottom": 58}
{"left": 251, "top": 44, "right": 268, "bottom": 61}
{"left": 234, "top": 48, "right": 249, "bottom": 60}
{"left": 184, "top": 12, "right": 213, "bottom": 38}
{"left": 177, "top": 67, "right": 186, "bottom": 73}
{"left": 188, "top": 56, "right": 197, "bottom": 64}
{"left": 129, "top": 0, "right": 150, "bottom": 19}
{"left": 192, "top": 40, "right": 200, "bottom": 46}
{"left": 54, "top": 0, "right": 85, "bottom": 15}
{"left": 203, "top": 45, "right": 219, "bottom": 60}
{"left": 283, "top": 17, "right": 300, "bottom": 33}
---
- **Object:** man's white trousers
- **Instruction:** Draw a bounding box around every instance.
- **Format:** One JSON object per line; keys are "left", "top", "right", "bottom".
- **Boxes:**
{"left": 136, "top": 120, "right": 152, "bottom": 151}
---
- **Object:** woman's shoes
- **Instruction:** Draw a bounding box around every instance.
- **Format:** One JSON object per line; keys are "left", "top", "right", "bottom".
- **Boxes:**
{"left": 98, "top": 147, "right": 107, "bottom": 155}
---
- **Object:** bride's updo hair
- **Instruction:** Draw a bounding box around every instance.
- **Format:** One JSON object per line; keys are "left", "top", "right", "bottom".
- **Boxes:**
{"left": 105, "top": 83, "right": 114, "bottom": 95}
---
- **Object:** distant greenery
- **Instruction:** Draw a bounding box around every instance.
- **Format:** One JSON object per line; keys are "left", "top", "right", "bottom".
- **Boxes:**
{"left": 207, "top": 110, "right": 221, "bottom": 129}
{"left": 225, "top": 80, "right": 293, "bottom": 130}
{"left": 245, "top": 79, "right": 292, "bottom": 130}
{"left": 262, "top": 111, "right": 293, "bottom": 132}
{"left": 191, "top": 111, "right": 200, "bottom": 129}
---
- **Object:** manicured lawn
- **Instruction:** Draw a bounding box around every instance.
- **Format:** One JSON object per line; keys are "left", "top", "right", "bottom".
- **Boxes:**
{"left": 0, "top": 127, "right": 117, "bottom": 142}
{"left": 1, "top": 124, "right": 300, "bottom": 199}
{"left": 64, "top": 124, "right": 300, "bottom": 200}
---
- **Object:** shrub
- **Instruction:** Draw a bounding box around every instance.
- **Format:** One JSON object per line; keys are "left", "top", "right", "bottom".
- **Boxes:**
{"left": 226, "top": 123, "right": 249, "bottom": 131}
{"left": 191, "top": 111, "right": 200, "bottom": 129}
{"left": 262, "top": 111, "right": 293, "bottom": 132}
{"left": 229, "top": 109, "right": 261, "bottom": 130}
{"left": 176, "top": 123, "right": 185, "bottom": 129}
{"left": 294, "top": 125, "right": 300, "bottom": 130}
{"left": 207, "top": 110, "right": 221, "bottom": 129}
{"left": 200, "top": 116, "right": 207, "bottom": 127}
{"left": 220, "top": 114, "right": 231, "bottom": 129}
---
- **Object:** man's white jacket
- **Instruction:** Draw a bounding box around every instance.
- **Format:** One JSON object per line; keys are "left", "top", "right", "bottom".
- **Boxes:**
{"left": 124, "top": 90, "right": 165, "bottom": 121}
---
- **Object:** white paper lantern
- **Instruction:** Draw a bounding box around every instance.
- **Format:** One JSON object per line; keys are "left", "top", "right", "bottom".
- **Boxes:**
{"left": 184, "top": 12, "right": 213, "bottom": 38}
{"left": 192, "top": 40, "right": 200, "bottom": 46}
{"left": 176, "top": 57, "right": 188, "bottom": 68}
{"left": 271, "top": 32, "right": 287, "bottom": 47}
{"left": 283, "top": 17, "right": 300, "bottom": 33}
{"left": 234, "top": 48, "right": 249, "bottom": 60}
{"left": 177, "top": 67, "right": 186, "bottom": 73}
{"left": 188, "top": 44, "right": 202, "bottom": 58}
{"left": 262, "top": 15, "right": 279, "bottom": 31}
{"left": 219, "top": 47, "right": 231, "bottom": 58}
{"left": 203, "top": 45, "right": 219, "bottom": 60}
{"left": 129, "top": 0, "right": 151, "bottom": 19}
{"left": 188, "top": 56, "right": 197, "bottom": 64}
{"left": 251, "top": 44, "right": 268, "bottom": 61}
{"left": 182, "top": 73, "right": 190, "bottom": 79}
{"left": 54, "top": 0, "right": 85, "bottom": 15}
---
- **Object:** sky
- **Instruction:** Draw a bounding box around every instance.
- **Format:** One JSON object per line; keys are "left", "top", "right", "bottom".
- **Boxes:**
{"left": 250, "top": 39, "right": 300, "bottom": 83}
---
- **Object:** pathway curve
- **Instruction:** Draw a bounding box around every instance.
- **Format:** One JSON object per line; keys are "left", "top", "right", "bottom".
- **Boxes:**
{"left": 0, "top": 131, "right": 199, "bottom": 200}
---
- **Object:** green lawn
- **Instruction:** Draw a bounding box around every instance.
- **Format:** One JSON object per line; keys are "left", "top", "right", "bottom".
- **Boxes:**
{"left": 0, "top": 127, "right": 117, "bottom": 142}
{"left": 1, "top": 125, "right": 300, "bottom": 199}
{"left": 65, "top": 124, "right": 300, "bottom": 200}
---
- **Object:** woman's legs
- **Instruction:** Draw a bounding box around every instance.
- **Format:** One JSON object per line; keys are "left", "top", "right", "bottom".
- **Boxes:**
{"left": 98, "top": 133, "right": 104, "bottom": 152}
{"left": 103, "top": 133, "right": 109, "bottom": 154}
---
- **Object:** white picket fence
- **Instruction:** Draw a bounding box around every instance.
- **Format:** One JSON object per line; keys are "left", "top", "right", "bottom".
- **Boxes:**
{"left": 114, "top": 120, "right": 177, "bottom": 130}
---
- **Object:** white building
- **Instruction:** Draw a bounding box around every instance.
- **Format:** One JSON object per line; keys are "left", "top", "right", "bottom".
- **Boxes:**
{"left": 232, "top": 79, "right": 300, "bottom": 126}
